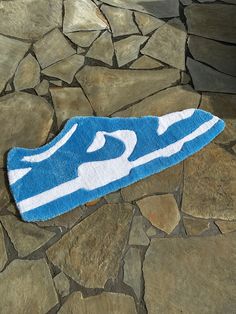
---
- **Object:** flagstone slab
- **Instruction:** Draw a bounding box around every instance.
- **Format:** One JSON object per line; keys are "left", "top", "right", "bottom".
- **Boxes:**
{"left": 100, "top": 0, "right": 179, "bottom": 18}
{"left": 76, "top": 66, "right": 180, "bottom": 115}
{"left": 53, "top": 272, "right": 70, "bottom": 298}
{"left": 0, "top": 170, "right": 11, "bottom": 210}
{"left": 33, "top": 28, "right": 75, "bottom": 69}
{"left": 187, "top": 58, "right": 236, "bottom": 93}
{"left": 143, "top": 234, "right": 236, "bottom": 314}
{"left": 130, "top": 56, "right": 163, "bottom": 69}
{"left": 182, "top": 143, "right": 236, "bottom": 220}
{"left": 188, "top": 35, "right": 236, "bottom": 77}
{"left": 50, "top": 87, "right": 93, "bottom": 128}
{"left": 0, "top": 35, "right": 30, "bottom": 94}
{"left": 86, "top": 31, "right": 114, "bottom": 66}
{"left": 36, "top": 206, "right": 83, "bottom": 229}
{"left": 58, "top": 292, "right": 137, "bottom": 314}
{"left": 35, "top": 80, "right": 49, "bottom": 96}
{"left": 0, "top": 259, "right": 58, "bottom": 314}
{"left": 0, "top": 214, "right": 55, "bottom": 257}
{"left": 101, "top": 5, "right": 139, "bottom": 37}
{"left": 141, "top": 18, "right": 187, "bottom": 70}
{"left": 47, "top": 204, "right": 133, "bottom": 288}
{"left": 129, "top": 216, "right": 150, "bottom": 246}
{"left": 0, "top": 223, "right": 7, "bottom": 272}
{"left": 42, "top": 54, "right": 84, "bottom": 83}
{"left": 183, "top": 217, "right": 210, "bottom": 236}
{"left": 14, "top": 54, "right": 40, "bottom": 91}
{"left": 65, "top": 31, "right": 101, "bottom": 47}
{"left": 134, "top": 12, "right": 165, "bottom": 36}
{"left": 185, "top": 4, "right": 236, "bottom": 44}
{"left": 113, "top": 85, "right": 200, "bottom": 117}
{"left": 63, "top": 0, "right": 108, "bottom": 33}
{"left": 124, "top": 248, "right": 142, "bottom": 299}
{"left": 122, "top": 163, "right": 183, "bottom": 202}
{"left": 0, "top": 0, "right": 62, "bottom": 40}
{"left": 0, "top": 92, "right": 53, "bottom": 167}
{"left": 137, "top": 194, "right": 180, "bottom": 234}
{"left": 215, "top": 221, "right": 236, "bottom": 234}
{"left": 115, "top": 35, "right": 148, "bottom": 67}
{"left": 200, "top": 93, "right": 236, "bottom": 145}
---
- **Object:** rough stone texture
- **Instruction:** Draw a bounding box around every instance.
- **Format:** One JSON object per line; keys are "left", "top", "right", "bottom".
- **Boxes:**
{"left": 0, "top": 0, "right": 62, "bottom": 40}
{"left": 50, "top": 87, "right": 93, "bottom": 128}
{"left": 130, "top": 56, "right": 163, "bottom": 69}
{"left": 5, "top": 83, "right": 12, "bottom": 92}
{"left": 0, "top": 35, "right": 30, "bottom": 94}
{"left": 36, "top": 206, "right": 83, "bottom": 229}
{"left": 0, "top": 92, "right": 53, "bottom": 167}
{"left": 53, "top": 272, "right": 70, "bottom": 297}
{"left": 65, "top": 31, "right": 101, "bottom": 47}
{"left": 100, "top": 0, "right": 179, "bottom": 18}
{"left": 76, "top": 66, "right": 180, "bottom": 115}
{"left": 33, "top": 28, "right": 75, "bottom": 69}
{"left": 200, "top": 93, "right": 236, "bottom": 145}
{"left": 188, "top": 35, "right": 236, "bottom": 77}
{"left": 50, "top": 80, "right": 63, "bottom": 87}
{"left": 35, "top": 80, "right": 49, "bottom": 96}
{"left": 181, "top": 71, "right": 191, "bottom": 84}
{"left": 101, "top": 5, "right": 139, "bottom": 37}
{"left": 105, "top": 191, "right": 123, "bottom": 203}
{"left": 0, "top": 259, "right": 58, "bottom": 313}
{"left": 42, "top": 54, "right": 84, "bottom": 83}
{"left": 183, "top": 217, "right": 210, "bottom": 236}
{"left": 137, "top": 194, "right": 180, "bottom": 234}
{"left": 215, "top": 221, "right": 236, "bottom": 234}
{"left": 87, "top": 31, "right": 114, "bottom": 66}
{"left": 143, "top": 234, "right": 236, "bottom": 314}
{"left": 0, "top": 214, "right": 55, "bottom": 258}
{"left": 129, "top": 216, "right": 150, "bottom": 246}
{"left": 63, "top": 0, "right": 109, "bottom": 33}
{"left": 124, "top": 248, "right": 142, "bottom": 299}
{"left": 0, "top": 170, "right": 11, "bottom": 210}
{"left": 182, "top": 143, "right": 236, "bottom": 220}
{"left": 47, "top": 204, "right": 133, "bottom": 288}
{"left": 146, "top": 226, "right": 157, "bottom": 237}
{"left": 122, "top": 163, "right": 183, "bottom": 201}
{"left": 134, "top": 11, "right": 164, "bottom": 35}
{"left": 187, "top": 58, "right": 236, "bottom": 94}
{"left": 0, "top": 223, "right": 7, "bottom": 272}
{"left": 114, "top": 35, "right": 148, "bottom": 67}
{"left": 114, "top": 85, "right": 200, "bottom": 117}
{"left": 58, "top": 291, "right": 137, "bottom": 314}
{"left": 185, "top": 4, "right": 236, "bottom": 44}
{"left": 141, "top": 18, "right": 187, "bottom": 70}
{"left": 14, "top": 54, "right": 40, "bottom": 91}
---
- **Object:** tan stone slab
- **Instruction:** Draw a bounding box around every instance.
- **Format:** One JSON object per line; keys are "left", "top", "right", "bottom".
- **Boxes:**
{"left": 182, "top": 143, "right": 236, "bottom": 220}
{"left": 137, "top": 194, "right": 180, "bottom": 234}
{"left": 144, "top": 234, "right": 236, "bottom": 314}
{"left": 76, "top": 66, "right": 180, "bottom": 116}
{"left": 47, "top": 204, "right": 133, "bottom": 288}
{"left": 58, "top": 291, "right": 137, "bottom": 314}
{"left": 0, "top": 259, "right": 58, "bottom": 313}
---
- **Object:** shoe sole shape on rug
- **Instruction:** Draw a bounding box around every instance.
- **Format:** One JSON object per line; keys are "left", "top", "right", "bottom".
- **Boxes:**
{"left": 7, "top": 109, "right": 224, "bottom": 222}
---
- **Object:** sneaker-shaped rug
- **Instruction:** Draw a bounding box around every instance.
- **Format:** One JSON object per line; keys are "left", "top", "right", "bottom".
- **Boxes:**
{"left": 7, "top": 109, "right": 224, "bottom": 221}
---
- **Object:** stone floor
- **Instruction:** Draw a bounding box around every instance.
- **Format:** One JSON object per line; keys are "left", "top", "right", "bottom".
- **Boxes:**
{"left": 0, "top": 0, "right": 236, "bottom": 313}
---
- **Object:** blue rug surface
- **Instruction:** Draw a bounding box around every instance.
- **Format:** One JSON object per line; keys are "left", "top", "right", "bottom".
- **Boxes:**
{"left": 7, "top": 109, "right": 224, "bottom": 222}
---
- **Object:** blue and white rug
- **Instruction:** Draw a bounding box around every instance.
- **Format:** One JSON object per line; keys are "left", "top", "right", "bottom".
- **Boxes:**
{"left": 7, "top": 109, "right": 224, "bottom": 222}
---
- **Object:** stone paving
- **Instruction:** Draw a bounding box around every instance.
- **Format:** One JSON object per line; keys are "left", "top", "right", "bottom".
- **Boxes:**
{"left": 0, "top": 0, "right": 235, "bottom": 313}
